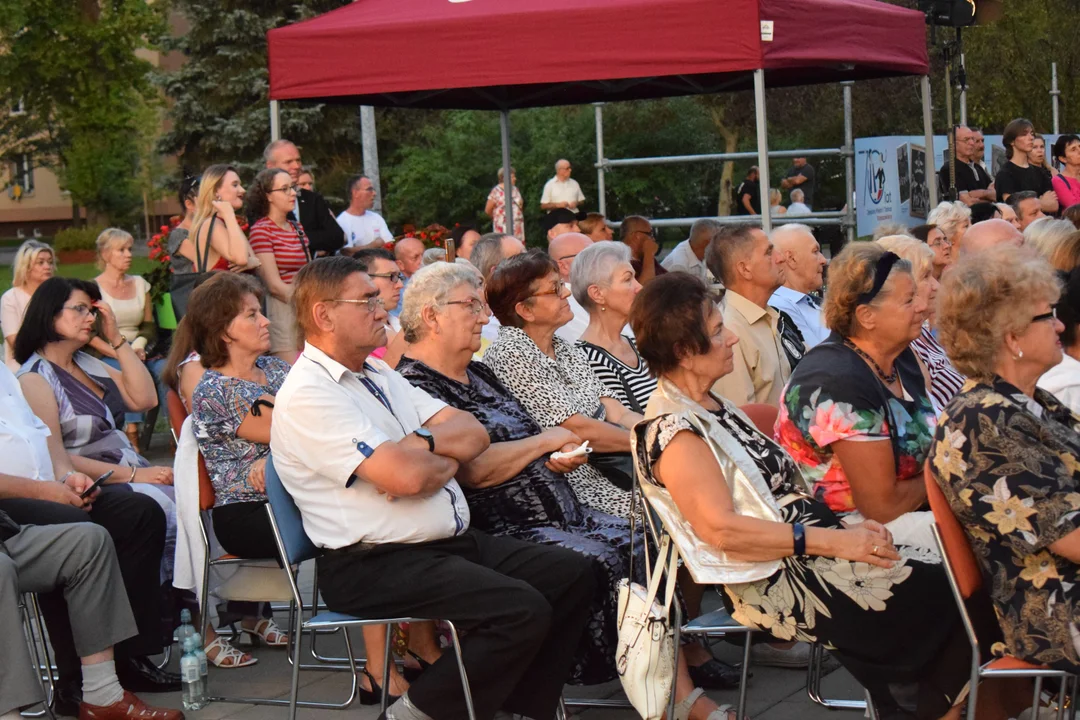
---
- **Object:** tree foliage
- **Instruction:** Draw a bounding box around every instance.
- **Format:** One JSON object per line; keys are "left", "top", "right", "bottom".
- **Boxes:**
{"left": 0, "top": 0, "right": 166, "bottom": 224}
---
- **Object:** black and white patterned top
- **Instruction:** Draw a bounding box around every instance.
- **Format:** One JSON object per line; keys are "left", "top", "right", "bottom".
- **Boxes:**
{"left": 483, "top": 325, "right": 632, "bottom": 518}
{"left": 910, "top": 323, "right": 965, "bottom": 415}
{"left": 576, "top": 337, "right": 657, "bottom": 413}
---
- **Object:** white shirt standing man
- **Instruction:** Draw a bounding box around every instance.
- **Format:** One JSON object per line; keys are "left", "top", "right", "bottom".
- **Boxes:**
{"left": 540, "top": 159, "right": 585, "bottom": 211}
{"left": 661, "top": 218, "right": 720, "bottom": 284}
{"left": 271, "top": 257, "right": 595, "bottom": 720}
{"left": 336, "top": 174, "right": 392, "bottom": 255}
{"left": 768, "top": 223, "right": 830, "bottom": 348}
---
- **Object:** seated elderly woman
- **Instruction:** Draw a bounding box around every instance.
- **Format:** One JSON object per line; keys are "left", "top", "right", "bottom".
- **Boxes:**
{"left": 1025, "top": 217, "right": 1080, "bottom": 273}
{"left": 877, "top": 235, "right": 965, "bottom": 414}
{"left": 909, "top": 224, "right": 953, "bottom": 280}
{"left": 931, "top": 246, "right": 1080, "bottom": 674}
{"left": 482, "top": 250, "right": 642, "bottom": 518}
{"left": 396, "top": 261, "right": 734, "bottom": 713}
{"left": 630, "top": 273, "right": 989, "bottom": 720}
{"left": 1037, "top": 268, "right": 1080, "bottom": 413}
{"left": 927, "top": 201, "right": 972, "bottom": 256}
{"left": 573, "top": 241, "right": 656, "bottom": 412}
{"left": 775, "top": 242, "right": 938, "bottom": 552}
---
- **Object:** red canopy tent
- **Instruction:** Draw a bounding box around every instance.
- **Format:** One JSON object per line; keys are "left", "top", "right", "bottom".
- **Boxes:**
{"left": 267, "top": 0, "right": 933, "bottom": 233}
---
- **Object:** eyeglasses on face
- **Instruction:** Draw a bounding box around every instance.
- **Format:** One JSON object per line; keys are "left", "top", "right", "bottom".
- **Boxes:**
{"left": 444, "top": 298, "right": 487, "bottom": 315}
{"left": 1031, "top": 305, "right": 1058, "bottom": 324}
{"left": 63, "top": 304, "right": 98, "bottom": 318}
{"left": 928, "top": 236, "right": 953, "bottom": 249}
{"left": 269, "top": 185, "right": 299, "bottom": 195}
{"left": 368, "top": 271, "right": 403, "bottom": 284}
{"left": 330, "top": 296, "right": 385, "bottom": 313}
{"left": 635, "top": 228, "right": 656, "bottom": 238}
{"left": 530, "top": 282, "right": 569, "bottom": 299}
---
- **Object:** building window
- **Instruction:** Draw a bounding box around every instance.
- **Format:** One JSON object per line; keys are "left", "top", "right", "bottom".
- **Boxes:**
{"left": 11, "top": 155, "right": 33, "bottom": 194}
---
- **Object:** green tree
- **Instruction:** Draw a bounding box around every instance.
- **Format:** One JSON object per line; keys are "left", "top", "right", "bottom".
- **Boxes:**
{"left": 0, "top": 0, "right": 166, "bottom": 225}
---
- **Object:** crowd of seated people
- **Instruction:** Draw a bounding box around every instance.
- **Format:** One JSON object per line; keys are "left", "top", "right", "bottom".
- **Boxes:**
{"left": 13, "top": 123, "right": 1080, "bottom": 720}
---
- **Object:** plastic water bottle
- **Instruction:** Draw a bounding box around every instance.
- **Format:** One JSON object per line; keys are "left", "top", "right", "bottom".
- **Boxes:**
{"left": 181, "top": 637, "right": 205, "bottom": 711}
{"left": 175, "top": 609, "right": 196, "bottom": 649}
{"left": 191, "top": 632, "right": 209, "bottom": 687}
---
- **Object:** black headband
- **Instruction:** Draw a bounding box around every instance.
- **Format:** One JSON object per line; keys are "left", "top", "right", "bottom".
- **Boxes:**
{"left": 856, "top": 252, "right": 901, "bottom": 306}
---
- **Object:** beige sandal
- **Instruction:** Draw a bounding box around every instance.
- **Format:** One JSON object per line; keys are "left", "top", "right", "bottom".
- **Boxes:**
{"left": 674, "top": 687, "right": 738, "bottom": 720}
{"left": 241, "top": 618, "right": 288, "bottom": 647}
{"left": 205, "top": 636, "right": 258, "bottom": 668}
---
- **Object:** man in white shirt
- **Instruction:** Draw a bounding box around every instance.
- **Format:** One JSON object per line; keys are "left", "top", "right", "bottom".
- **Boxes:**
{"left": 271, "top": 257, "right": 594, "bottom": 720}
{"left": 0, "top": 365, "right": 177, "bottom": 708}
{"left": 540, "top": 159, "right": 585, "bottom": 211}
{"left": 769, "top": 223, "right": 830, "bottom": 348}
{"left": 336, "top": 174, "right": 393, "bottom": 254}
{"left": 661, "top": 218, "right": 720, "bottom": 283}
{"left": 470, "top": 233, "right": 526, "bottom": 350}
{"left": 787, "top": 188, "right": 812, "bottom": 215}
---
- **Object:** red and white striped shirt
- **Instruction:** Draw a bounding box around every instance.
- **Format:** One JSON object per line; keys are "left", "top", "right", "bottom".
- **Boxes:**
{"left": 248, "top": 217, "right": 310, "bottom": 284}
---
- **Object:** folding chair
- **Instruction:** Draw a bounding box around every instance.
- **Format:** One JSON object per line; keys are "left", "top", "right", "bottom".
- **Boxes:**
{"left": 924, "top": 465, "right": 1073, "bottom": 720}
{"left": 19, "top": 593, "right": 57, "bottom": 720}
{"left": 263, "top": 455, "right": 477, "bottom": 720}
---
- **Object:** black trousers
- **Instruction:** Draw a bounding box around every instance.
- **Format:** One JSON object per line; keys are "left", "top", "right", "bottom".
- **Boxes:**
{"left": 0, "top": 485, "right": 166, "bottom": 686}
{"left": 210, "top": 500, "right": 277, "bottom": 620}
{"left": 317, "top": 528, "right": 595, "bottom": 720}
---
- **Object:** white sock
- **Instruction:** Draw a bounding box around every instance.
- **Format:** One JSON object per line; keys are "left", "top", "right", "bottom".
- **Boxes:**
{"left": 81, "top": 659, "right": 125, "bottom": 708}
{"left": 386, "top": 693, "right": 434, "bottom": 720}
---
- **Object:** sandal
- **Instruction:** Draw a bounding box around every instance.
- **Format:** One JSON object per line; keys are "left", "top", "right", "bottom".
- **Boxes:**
{"left": 674, "top": 688, "right": 738, "bottom": 720}
{"left": 204, "top": 636, "right": 258, "bottom": 668}
{"left": 241, "top": 618, "right": 288, "bottom": 647}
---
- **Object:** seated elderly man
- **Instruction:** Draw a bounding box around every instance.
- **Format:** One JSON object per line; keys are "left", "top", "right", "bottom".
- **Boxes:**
{"left": 660, "top": 218, "right": 719, "bottom": 283}
{"left": 956, "top": 218, "right": 1024, "bottom": 256}
{"left": 270, "top": 257, "right": 595, "bottom": 720}
{"left": 1, "top": 510, "right": 182, "bottom": 720}
{"left": 470, "top": 232, "right": 526, "bottom": 350}
{"left": 706, "top": 224, "right": 794, "bottom": 405}
{"left": 549, "top": 232, "right": 594, "bottom": 343}
{"left": 769, "top": 223, "right": 829, "bottom": 348}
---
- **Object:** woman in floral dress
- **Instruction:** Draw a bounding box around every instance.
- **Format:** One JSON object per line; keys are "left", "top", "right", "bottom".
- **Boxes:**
{"left": 485, "top": 167, "right": 525, "bottom": 242}
{"left": 630, "top": 273, "right": 985, "bottom": 720}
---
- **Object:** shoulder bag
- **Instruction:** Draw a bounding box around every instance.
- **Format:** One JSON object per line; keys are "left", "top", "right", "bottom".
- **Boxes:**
{"left": 581, "top": 341, "right": 642, "bottom": 491}
{"left": 170, "top": 216, "right": 218, "bottom": 321}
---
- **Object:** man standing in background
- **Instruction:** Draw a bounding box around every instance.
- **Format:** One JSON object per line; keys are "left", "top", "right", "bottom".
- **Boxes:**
{"left": 540, "top": 159, "right": 585, "bottom": 211}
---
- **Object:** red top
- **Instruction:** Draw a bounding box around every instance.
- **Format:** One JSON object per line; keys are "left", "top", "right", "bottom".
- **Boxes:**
{"left": 248, "top": 217, "right": 310, "bottom": 284}
{"left": 267, "top": 0, "right": 928, "bottom": 109}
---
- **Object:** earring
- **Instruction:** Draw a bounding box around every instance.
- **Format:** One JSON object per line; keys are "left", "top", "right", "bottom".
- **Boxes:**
{"left": 600, "top": 305, "right": 606, "bottom": 312}
{"left": 1018, "top": 349, "right": 1024, "bottom": 359}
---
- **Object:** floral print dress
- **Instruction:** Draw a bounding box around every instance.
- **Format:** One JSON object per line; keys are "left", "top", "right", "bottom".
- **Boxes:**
{"left": 931, "top": 376, "right": 1080, "bottom": 671}
{"left": 776, "top": 336, "right": 936, "bottom": 517}
{"left": 637, "top": 400, "right": 971, "bottom": 719}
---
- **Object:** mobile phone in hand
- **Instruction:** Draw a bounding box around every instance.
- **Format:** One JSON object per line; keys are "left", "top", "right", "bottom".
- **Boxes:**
{"left": 80, "top": 471, "right": 114, "bottom": 499}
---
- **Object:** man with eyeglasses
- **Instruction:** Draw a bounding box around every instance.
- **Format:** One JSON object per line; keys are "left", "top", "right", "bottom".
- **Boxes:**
{"left": 272, "top": 257, "right": 595, "bottom": 720}
{"left": 619, "top": 215, "right": 667, "bottom": 283}
{"left": 540, "top": 159, "right": 585, "bottom": 211}
{"left": 337, "top": 174, "right": 393, "bottom": 255}
{"left": 937, "top": 126, "right": 995, "bottom": 206}
{"left": 548, "top": 232, "right": 594, "bottom": 343}
{"left": 263, "top": 139, "right": 345, "bottom": 256}
{"left": 352, "top": 248, "right": 405, "bottom": 355}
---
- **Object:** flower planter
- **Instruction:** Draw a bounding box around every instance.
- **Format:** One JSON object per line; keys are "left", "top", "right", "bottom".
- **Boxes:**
{"left": 57, "top": 249, "right": 97, "bottom": 264}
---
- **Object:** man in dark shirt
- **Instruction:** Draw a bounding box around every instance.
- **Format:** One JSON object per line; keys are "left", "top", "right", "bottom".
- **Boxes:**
{"left": 938, "top": 126, "right": 996, "bottom": 205}
{"left": 262, "top": 139, "right": 346, "bottom": 256}
{"left": 780, "top": 158, "right": 816, "bottom": 209}
{"left": 735, "top": 166, "right": 762, "bottom": 215}
{"left": 619, "top": 215, "right": 667, "bottom": 283}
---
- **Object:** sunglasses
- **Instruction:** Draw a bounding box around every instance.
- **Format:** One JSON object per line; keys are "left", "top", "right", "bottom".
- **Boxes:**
{"left": 1031, "top": 305, "right": 1058, "bottom": 323}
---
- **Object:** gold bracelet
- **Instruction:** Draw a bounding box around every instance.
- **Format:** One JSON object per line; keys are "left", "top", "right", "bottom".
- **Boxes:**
{"left": 111, "top": 337, "right": 126, "bottom": 350}
{"left": 128, "top": 466, "right": 137, "bottom": 482}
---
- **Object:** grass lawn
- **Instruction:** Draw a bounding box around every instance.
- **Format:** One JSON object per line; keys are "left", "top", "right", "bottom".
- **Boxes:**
{"left": 0, "top": 257, "right": 157, "bottom": 291}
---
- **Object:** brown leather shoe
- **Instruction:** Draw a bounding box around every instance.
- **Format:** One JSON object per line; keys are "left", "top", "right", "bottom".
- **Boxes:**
{"left": 79, "top": 691, "right": 185, "bottom": 720}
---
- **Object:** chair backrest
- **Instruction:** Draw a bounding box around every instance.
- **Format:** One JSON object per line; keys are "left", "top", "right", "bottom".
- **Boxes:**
{"left": 166, "top": 389, "right": 187, "bottom": 442}
{"left": 263, "top": 455, "right": 321, "bottom": 566}
{"left": 168, "top": 388, "right": 218, "bottom": 511}
{"left": 924, "top": 464, "right": 983, "bottom": 599}
{"left": 739, "top": 403, "right": 779, "bottom": 437}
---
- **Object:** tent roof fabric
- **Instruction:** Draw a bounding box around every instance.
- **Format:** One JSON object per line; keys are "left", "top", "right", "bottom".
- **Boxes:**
{"left": 268, "top": 0, "right": 929, "bottom": 109}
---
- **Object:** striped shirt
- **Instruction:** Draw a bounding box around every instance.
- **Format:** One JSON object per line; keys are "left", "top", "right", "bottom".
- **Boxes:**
{"left": 910, "top": 323, "right": 965, "bottom": 415}
{"left": 577, "top": 337, "right": 657, "bottom": 413}
{"left": 248, "top": 217, "right": 310, "bottom": 284}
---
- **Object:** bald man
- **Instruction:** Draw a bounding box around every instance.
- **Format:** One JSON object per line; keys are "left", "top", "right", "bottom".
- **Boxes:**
{"left": 262, "top": 139, "right": 345, "bottom": 255}
{"left": 548, "top": 232, "right": 596, "bottom": 343}
{"left": 957, "top": 218, "right": 1024, "bottom": 255}
{"left": 770, "top": 224, "right": 829, "bottom": 347}
{"left": 540, "top": 159, "right": 585, "bottom": 211}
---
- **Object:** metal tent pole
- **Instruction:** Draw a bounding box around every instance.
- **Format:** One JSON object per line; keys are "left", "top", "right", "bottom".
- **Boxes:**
{"left": 842, "top": 81, "right": 855, "bottom": 246}
{"left": 500, "top": 111, "right": 514, "bottom": 237}
{"left": 921, "top": 76, "right": 938, "bottom": 206}
{"left": 270, "top": 100, "right": 281, "bottom": 142}
{"left": 959, "top": 52, "right": 968, "bottom": 126}
{"left": 595, "top": 103, "right": 606, "bottom": 216}
{"left": 753, "top": 69, "right": 772, "bottom": 233}
{"left": 360, "top": 106, "right": 382, "bottom": 214}
{"left": 1052, "top": 63, "right": 1061, "bottom": 134}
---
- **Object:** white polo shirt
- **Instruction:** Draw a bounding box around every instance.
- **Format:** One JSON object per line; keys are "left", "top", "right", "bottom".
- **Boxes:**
{"left": 540, "top": 177, "right": 585, "bottom": 207}
{"left": 336, "top": 209, "right": 392, "bottom": 251}
{"left": 0, "top": 364, "right": 54, "bottom": 481}
{"left": 660, "top": 239, "right": 715, "bottom": 283}
{"left": 270, "top": 343, "right": 470, "bottom": 549}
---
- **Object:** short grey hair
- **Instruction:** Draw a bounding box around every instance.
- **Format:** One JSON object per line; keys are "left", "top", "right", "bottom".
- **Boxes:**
{"left": 1025, "top": 217, "right": 1076, "bottom": 257}
{"left": 570, "top": 241, "right": 632, "bottom": 311}
{"left": 399, "top": 262, "right": 483, "bottom": 343}
{"left": 872, "top": 222, "right": 911, "bottom": 241}
{"left": 422, "top": 247, "right": 446, "bottom": 266}
{"left": 688, "top": 218, "right": 723, "bottom": 246}
{"left": 471, "top": 232, "right": 512, "bottom": 279}
{"left": 790, "top": 188, "right": 805, "bottom": 203}
{"left": 263, "top": 139, "right": 296, "bottom": 163}
{"left": 770, "top": 222, "right": 814, "bottom": 245}
{"left": 705, "top": 224, "right": 759, "bottom": 287}
{"left": 877, "top": 235, "right": 934, "bottom": 281}
{"left": 928, "top": 201, "right": 972, "bottom": 239}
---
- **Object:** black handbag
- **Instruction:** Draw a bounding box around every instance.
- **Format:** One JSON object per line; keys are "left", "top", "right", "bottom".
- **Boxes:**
{"left": 170, "top": 216, "right": 218, "bottom": 321}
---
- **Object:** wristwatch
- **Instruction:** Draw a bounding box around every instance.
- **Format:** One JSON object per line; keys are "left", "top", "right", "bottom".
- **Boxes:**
{"left": 413, "top": 428, "right": 435, "bottom": 453}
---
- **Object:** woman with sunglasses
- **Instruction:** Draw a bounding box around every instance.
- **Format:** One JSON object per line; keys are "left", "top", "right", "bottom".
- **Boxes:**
{"left": 930, "top": 246, "right": 1080, "bottom": 675}
{"left": 775, "top": 242, "right": 938, "bottom": 552}
{"left": 247, "top": 168, "right": 311, "bottom": 364}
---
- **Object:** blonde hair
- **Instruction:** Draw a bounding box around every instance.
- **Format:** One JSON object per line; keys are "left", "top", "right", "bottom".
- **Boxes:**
{"left": 823, "top": 241, "right": 912, "bottom": 338}
{"left": 927, "top": 201, "right": 972, "bottom": 241}
{"left": 936, "top": 246, "right": 1061, "bottom": 380}
{"left": 1025, "top": 217, "right": 1080, "bottom": 272}
{"left": 12, "top": 240, "right": 55, "bottom": 288}
{"left": 189, "top": 164, "right": 237, "bottom": 236}
{"left": 95, "top": 228, "right": 134, "bottom": 270}
{"left": 876, "top": 235, "right": 934, "bottom": 282}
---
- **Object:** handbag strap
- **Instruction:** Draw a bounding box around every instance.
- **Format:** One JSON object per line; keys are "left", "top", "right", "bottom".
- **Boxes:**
{"left": 580, "top": 340, "right": 644, "bottom": 414}
{"left": 288, "top": 219, "right": 312, "bottom": 263}
{"left": 192, "top": 216, "right": 217, "bottom": 273}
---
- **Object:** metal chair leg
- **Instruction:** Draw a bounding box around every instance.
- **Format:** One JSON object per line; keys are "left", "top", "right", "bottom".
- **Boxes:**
{"left": 447, "top": 622, "right": 476, "bottom": 720}
{"left": 737, "top": 631, "right": 752, "bottom": 720}
{"left": 287, "top": 611, "right": 304, "bottom": 720}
